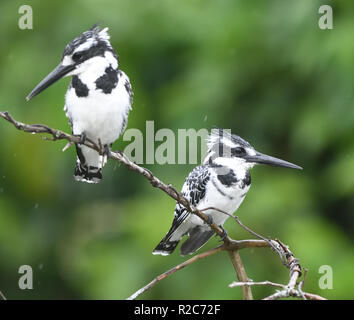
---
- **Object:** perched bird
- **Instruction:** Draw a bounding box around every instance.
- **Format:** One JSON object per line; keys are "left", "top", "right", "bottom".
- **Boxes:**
{"left": 26, "top": 25, "right": 133, "bottom": 183}
{"left": 153, "top": 128, "right": 302, "bottom": 256}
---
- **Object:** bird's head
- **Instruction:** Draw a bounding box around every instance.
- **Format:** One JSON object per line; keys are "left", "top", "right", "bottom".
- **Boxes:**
{"left": 26, "top": 24, "right": 117, "bottom": 101}
{"left": 204, "top": 128, "right": 302, "bottom": 171}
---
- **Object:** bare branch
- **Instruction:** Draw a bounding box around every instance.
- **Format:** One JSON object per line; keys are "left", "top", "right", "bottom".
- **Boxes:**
{"left": 0, "top": 111, "right": 230, "bottom": 241}
{"left": 200, "top": 206, "right": 286, "bottom": 264}
{"left": 127, "top": 245, "right": 225, "bottom": 300}
{"left": 228, "top": 250, "right": 253, "bottom": 300}
{"left": 0, "top": 111, "right": 327, "bottom": 301}
{"left": 302, "top": 292, "right": 327, "bottom": 301}
{"left": 127, "top": 238, "right": 294, "bottom": 300}
{"left": 260, "top": 239, "right": 327, "bottom": 300}
{"left": 229, "top": 280, "right": 285, "bottom": 289}
{"left": 0, "top": 290, "right": 7, "bottom": 300}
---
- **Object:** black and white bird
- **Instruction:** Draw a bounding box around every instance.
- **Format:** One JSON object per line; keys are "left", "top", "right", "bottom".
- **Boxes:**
{"left": 153, "top": 129, "right": 302, "bottom": 256}
{"left": 26, "top": 25, "right": 133, "bottom": 183}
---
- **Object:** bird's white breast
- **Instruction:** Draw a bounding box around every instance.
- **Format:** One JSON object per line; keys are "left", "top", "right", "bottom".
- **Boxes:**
{"left": 65, "top": 71, "right": 131, "bottom": 145}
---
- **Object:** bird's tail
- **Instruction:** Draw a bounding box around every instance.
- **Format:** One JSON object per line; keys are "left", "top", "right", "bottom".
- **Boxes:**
{"left": 153, "top": 221, "right": 185, "bottom": 256}
{"left": 74, "top": 161, "right": 102, "bottom": 184}
{"left": 74, "top": 144, "right": 105, "bottom": 184}
{"left": 180, "top": 226, "right": 214, "bottom": 256}
{"left": 152, "top": 236, "right": 180, "bottom": 256}
{"left": 153, "top": 225, "right": 215, "bottom": 256}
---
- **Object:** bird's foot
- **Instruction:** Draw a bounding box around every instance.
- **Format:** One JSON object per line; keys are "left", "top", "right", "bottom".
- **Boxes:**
{"left": 206, "top": 215, "right": 213, "bottom": 226}
{"left": 74, "top": 132, "right": 87, "bottom": 145}
{"left": 79, "top": 132, "right": 86, "bottom": 145}
{"left": 103, "top": 144, "right": 111, "bottom": 157}
{"left": 218, "top": 225, "right": 228, "bottom": 242}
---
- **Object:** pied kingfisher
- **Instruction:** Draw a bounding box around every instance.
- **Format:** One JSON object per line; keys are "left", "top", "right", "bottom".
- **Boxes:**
{"left": 153, "top": 128, "right": 302, "bottom": 256}
{"left": 26, "top": 25, "right": 133, "bottom": 183}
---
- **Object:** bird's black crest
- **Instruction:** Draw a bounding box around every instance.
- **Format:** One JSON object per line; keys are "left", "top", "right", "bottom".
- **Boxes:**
{"left": 62, "top": 24, "right": 114, "bottom": 58}
{"left": 207, "top": 128, "right": 252, "bottom": 152}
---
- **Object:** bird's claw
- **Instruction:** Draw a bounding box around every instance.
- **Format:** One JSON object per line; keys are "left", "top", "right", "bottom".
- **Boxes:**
{"left": 218, "top": 225, "right": 228, "bottom": 242}
{"left": 79, "top": 132, "right": 86, "bottom": 145}
{"left": 103, "top": 144, "right": 111, "bottom": 157}
{"left": 206, "top": 215, "right": 213, "bottom": 226}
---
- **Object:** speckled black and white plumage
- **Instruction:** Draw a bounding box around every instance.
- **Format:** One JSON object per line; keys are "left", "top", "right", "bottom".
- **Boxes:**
{"left": 153, "top": 128, "right": 301, "bottom": 256}
{"left": 153, "top": 129, "right": 254, "bottom": 256}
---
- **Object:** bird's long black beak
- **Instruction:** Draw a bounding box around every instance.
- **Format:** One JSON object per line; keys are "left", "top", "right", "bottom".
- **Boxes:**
{"left": 26, "top": 63, "right": 75, "bottom": 101}
{"left": 245, "top": 152, "right": 302, "bottom": 170}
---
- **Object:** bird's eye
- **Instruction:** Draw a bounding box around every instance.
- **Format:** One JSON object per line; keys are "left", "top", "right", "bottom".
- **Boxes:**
{"left": 232, "top": 147, "right": 246, "bottom": 156}
{"left": 72, "top": 51, "right": 84, "bottom": 62}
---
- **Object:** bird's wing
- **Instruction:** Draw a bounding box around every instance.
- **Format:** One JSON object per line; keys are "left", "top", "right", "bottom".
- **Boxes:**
{"left": 168, "top": 165, "right": 211, "bottom": 236}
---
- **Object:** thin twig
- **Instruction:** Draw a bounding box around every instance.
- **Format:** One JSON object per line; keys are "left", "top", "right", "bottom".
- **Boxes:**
{"left": 261, "top": 239, "right": 320, "bottom": 300}
{"left": 302, "top": 292, "right": 327, "bottom": 300}
{"left": 200, "top": 206, "right": 287, "bottom": 264}
{"left": 127, "top": 245, "right": 225, "bottom": 300}
{"left": 229, "top": 280, "right": 285, "bottom": 289}
{"left": 0, "top": 290, "right": 7, "bottom": 300}
{"left": 128, "top": 239, "right": 273, "bottom": 300}
{"left": 298, "top": 268, "right": 309, "bottom": 300}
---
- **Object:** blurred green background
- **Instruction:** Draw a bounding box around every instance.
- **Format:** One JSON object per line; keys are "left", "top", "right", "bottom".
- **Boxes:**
{"left": 0, "top": 0, "right": 353, "bottom": 300}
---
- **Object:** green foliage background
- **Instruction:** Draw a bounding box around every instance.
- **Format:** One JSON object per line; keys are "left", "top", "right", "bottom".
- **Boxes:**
{"left": 0, "top": 0, "right": 353, "bottom": 299}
